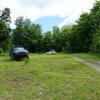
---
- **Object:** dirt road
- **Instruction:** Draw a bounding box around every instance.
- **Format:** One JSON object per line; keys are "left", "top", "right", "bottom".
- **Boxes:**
{"left": 72, "top": 56, "right": 100, "bottom": 72}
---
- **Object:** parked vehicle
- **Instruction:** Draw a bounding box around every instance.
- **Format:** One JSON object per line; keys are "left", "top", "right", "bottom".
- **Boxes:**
{"left": 46, "top": 50, "right": 56, "bottom": 55}
{"left": 10, "top": 46, "right": 29, "bottom": 60}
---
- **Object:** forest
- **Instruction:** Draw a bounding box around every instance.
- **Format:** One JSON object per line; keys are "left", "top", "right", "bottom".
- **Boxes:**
{"left": 0, "top": 0, "right": 100, "bottom": 54}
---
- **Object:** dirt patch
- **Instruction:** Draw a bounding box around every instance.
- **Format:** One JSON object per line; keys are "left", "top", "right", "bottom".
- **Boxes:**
{"left": 72, "top": 56, "right": 100, "bottom": 72}
{"left": 88, "top": 59, "right": 100, "bottom": 65}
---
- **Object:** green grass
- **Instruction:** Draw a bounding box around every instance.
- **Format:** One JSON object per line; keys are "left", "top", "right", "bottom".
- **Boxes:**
{"left": 0, "top": 53, "right": 100, "bottom": 100}
{"left": 70, "top": 53, "right": 100, "bottom": 60}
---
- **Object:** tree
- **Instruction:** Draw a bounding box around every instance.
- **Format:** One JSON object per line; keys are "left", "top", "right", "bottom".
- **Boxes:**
{"left": 0, "top": 8, "right": 11, "bottom": 51}
{"left": 61, "top": 25, "right": 72, "bottom": 52}
{"left": 90, "top": 0, "right": 100, "bottom": 33}
{"left": 90, "top": 28, "right": 100, "bottom": 53}
{"left": 53, "top": 26, "right": 62, "bottom": 52}
{"left": 13, "top": 17, "right": 30, "bottom": 46}
{"left": 89, "top": 0, "right": 100, "bottom": 53}
{"left": 43, "top": 31, "right": 53, "bottom": 51}
{"left": 0, "top": 8, "right": 11, "bottom": 26}
{"left": 13, "top": 17, "right": 43, "bottom": 52}
{"left": 59, "top": 1, "right": 100, "bottom": 53}
{"left": 27, "top": 24, "right": 43, "bottom": 52}
{"left": 75, "top": 13, "right": 92, "bottom": 52}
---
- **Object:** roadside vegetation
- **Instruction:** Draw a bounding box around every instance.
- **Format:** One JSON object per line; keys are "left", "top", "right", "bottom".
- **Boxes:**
{"left": 0, "top": 53, "right": 100, "bottom": 100}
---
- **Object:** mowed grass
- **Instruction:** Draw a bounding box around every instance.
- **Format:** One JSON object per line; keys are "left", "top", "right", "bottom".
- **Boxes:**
{"left": 0, "top": 53, "right": 100, "bottom": 100}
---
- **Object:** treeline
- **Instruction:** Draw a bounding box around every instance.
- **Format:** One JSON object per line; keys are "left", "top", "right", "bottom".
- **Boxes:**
{"left": 0, "top": 0, "right": 100, "bottom": 53}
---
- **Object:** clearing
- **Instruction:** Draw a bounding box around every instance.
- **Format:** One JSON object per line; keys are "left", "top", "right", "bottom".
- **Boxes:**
{"left": 0, "top": 53, "right": 100, "bottom": 100}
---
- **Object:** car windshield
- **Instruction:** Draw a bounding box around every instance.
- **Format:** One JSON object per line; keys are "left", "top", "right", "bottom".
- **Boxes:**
{"left": 14, "top": 47, "right": 24, "bottom": 51}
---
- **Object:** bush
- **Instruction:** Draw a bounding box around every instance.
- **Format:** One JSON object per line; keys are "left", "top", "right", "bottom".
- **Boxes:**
{"left": 0, "top": 48, "right": 4, "bottom": 53}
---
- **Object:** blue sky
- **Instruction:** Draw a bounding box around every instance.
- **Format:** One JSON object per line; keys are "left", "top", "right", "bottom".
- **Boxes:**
{"left": 34, "top": 16, "right": 66, "bottom": 32}
{"left": 0, "top": 0, "right": 95, "bottom": 32}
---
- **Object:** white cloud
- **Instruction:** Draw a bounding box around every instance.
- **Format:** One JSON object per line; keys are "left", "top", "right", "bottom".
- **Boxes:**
{"left": 0, "top": 0, "right": 95, "bottom": 28}
{"left": 58, "top": 0, "right": 96, "bottom": 27}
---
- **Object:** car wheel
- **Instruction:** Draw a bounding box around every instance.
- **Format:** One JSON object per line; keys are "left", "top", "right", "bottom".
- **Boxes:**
{"left": 25, "top": 55, "right": 29, "bottom": 59}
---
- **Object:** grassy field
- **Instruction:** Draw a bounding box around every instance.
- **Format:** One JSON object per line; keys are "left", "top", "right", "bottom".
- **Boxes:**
{"left": 0, "top": 53, "right": 100, "bottom": 100}
{"left": 70, "top": 53, "right": 100, "bottom": 60}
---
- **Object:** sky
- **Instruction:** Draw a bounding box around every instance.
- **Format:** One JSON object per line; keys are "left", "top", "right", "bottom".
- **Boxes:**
{"left": 0, "top": 0, "right": 95, "bottom": 32}
{"left": 34, "top": 16, "right": 65, "bottom": 32}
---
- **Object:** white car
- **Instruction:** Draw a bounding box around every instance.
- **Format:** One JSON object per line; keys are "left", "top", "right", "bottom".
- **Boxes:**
{"left": 46, "top": 50, "right": 56, "bottom": 55}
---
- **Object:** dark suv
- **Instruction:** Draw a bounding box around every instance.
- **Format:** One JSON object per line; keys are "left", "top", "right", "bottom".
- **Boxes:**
{"left": 10, "top": 46, "right": 29, "bottom": 60}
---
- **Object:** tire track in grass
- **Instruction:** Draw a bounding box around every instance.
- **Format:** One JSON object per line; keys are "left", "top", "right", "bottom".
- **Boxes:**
{"left": 72, "top": 56, "right": 100, "bottom": 72}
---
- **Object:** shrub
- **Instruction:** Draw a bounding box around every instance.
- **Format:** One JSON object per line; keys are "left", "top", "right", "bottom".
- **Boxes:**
{"left": 0, "top": 48, "right": 4, "bottom": 53}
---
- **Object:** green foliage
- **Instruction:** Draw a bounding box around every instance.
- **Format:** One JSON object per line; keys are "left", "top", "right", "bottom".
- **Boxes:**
{"left": 90, "top": 0, "right": 100, "bottom": 32}
{"left": 89, "top": 0, "right": 100, "bottom": 53}
{"left": 13, "top": 17, "right": 43, "bottom": 52}
{"left": 90, "top": 28, "right": 100, "bottom": 53}
{"left": 60, "top": 0, "right": 100, "bottom": 54}
{"left": 0, "top": 8, "right": 11, "bottom": 51}
{"left": 68, "top": 13, "right": 92, "bottom": 52}
{"left": 0, "top": 48, "right": 3, "bottom": 53}
{"left": 0, "top": 1, "right": 100, "bottom": 53}
{"left": 60, "top": 25, "right": 72, "bottom": 52}
{"left": 13, "top": 17, "right": 29, "bottom": 46}
{"left": 43, "top": 31, "right": 53, "bottom": 51}
{"left": 53, "top": 26, "right": 62, "bottom": 52}
{"left": 0, "top": 21, "right": 8, "bottom": 42}
{"left": 0, "top": 8, "right": 11, "bottom": 27}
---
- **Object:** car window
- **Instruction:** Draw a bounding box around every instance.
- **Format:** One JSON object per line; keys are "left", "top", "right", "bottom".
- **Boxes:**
{"left": 14, "top": 47, "right": 24, "bottom": 51}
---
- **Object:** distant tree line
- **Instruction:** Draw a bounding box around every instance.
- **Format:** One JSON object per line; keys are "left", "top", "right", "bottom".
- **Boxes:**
{"left": 0, "top": 0, "right": 100, "bottom": 54}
